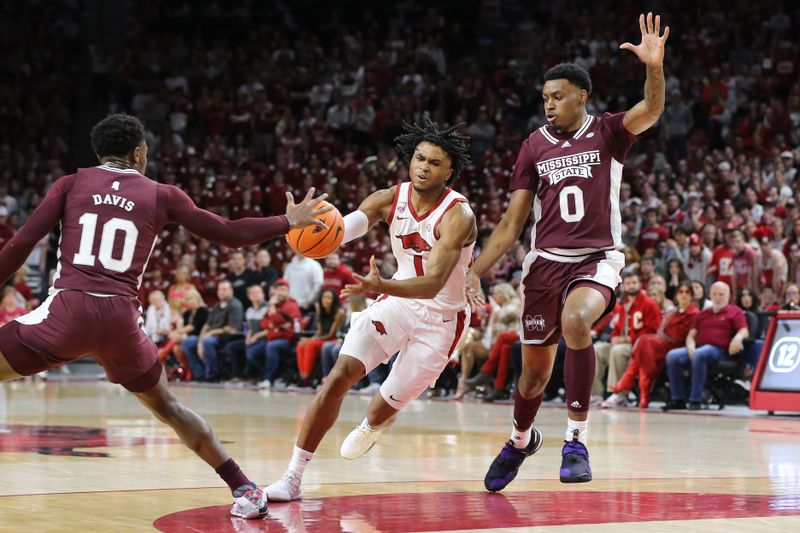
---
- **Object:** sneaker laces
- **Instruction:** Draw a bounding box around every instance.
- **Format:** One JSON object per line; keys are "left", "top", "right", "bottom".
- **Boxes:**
{"left": 563, "top": 430, "right": 589, "bottom": 459}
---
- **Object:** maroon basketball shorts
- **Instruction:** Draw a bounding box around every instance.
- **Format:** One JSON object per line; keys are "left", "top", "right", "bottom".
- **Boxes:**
{"left": 0, "top": 289, "right": 162, "bottom": 392}
{"left": 519, "top": 249, "right": 624, "bottom": 346}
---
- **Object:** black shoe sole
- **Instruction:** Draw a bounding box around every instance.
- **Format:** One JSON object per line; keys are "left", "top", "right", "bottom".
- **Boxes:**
{"left": 560, "top": 472, "right": 592, "bottom": 483}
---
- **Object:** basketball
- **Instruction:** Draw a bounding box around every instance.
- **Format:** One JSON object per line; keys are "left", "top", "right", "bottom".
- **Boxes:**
{"left": 285, "top": 201, "right": 344, "bottom": 259}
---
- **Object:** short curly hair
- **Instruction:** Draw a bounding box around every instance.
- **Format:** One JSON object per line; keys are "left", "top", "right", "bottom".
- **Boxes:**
{"left": 394, "top": 112, "right": 470, "bottom": 186}
{"left": 544, "top": 63, "right": 592, "bottom": 95}
{"left": 90, "top": 113, "right": 146, "bottom": 158}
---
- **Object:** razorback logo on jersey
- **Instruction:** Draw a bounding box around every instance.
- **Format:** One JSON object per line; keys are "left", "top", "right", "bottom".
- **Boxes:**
{"left": 397, "top": 232, "right": 432, "bottom": 253}
{"left": 372, "top": 320, "right": 388, "bottom": 335}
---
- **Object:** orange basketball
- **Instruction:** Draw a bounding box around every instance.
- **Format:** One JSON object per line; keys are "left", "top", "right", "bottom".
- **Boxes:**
{"left": 285, "top": 201, "right": 344, "bottom": 259}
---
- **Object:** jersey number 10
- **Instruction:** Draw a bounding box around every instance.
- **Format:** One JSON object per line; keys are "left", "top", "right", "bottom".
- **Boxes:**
{"left": 73, "top": 213, "right": 140, "bottom": 273}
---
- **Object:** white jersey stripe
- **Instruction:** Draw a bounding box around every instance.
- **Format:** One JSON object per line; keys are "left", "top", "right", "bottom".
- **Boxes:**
{"left": 573, "top": 115, "right": 594, "bottom": 139}
{"left": 539, "top": 126, "right": 559, "bottom": 145}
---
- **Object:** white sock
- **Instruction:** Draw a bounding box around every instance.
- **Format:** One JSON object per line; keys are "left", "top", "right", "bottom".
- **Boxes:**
{"left": 510, "top": 425, "right": 531, "bottom": 449}
{"left": 288, "top": 445, "right": 314, "bottom": 477}
{"left": 566, "top": 418, "right": 588, "bottom": 444}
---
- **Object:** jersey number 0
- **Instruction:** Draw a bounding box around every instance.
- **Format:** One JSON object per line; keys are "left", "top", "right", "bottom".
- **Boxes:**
{"left": 559, "top": 186, "right": 586, "bottom": 223}
{"left": 73, "top": 213, "right": 139, "bottom": 273}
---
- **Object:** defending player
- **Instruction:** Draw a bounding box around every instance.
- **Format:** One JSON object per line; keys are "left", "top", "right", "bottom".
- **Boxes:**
{"left": 0, "top": 113, "right": 330, "bottom": 518}
{"left": 465, "top": 13, "right": 669, "bottom": 489}
{"left": 265, "top": 113, "right": 476, "bottom": 502}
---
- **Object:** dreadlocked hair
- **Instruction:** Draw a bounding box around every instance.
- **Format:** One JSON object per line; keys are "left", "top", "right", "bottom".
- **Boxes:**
{"left": 394, "top": 112, "right": 470, "bottom": 185}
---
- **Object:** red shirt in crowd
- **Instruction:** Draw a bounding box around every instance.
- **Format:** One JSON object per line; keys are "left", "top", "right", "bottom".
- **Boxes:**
{"left": 609, "top": 290, "right": 663, "bottom": 343}
{"left": 638, "top": 224, "right": 670, "bottom": 253}
{"left": 321, "top": 264, "right": 357, "bottom": 298}
{"left": 660, "top": 303, "right": 699, "bottom": 343}
{"left": 693, "top": 304, "right": 748, "bottom": 349}
{"left": 709, "top": 245, "right": 734, "bottom": 290}
{"left": 260, "top": 297, "right": 302, "bottom": 341}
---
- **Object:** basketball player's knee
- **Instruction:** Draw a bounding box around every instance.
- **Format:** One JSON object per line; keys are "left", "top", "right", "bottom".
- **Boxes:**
{"left": 518, "top": 371, "right": 549, "bottom": 396}
{"left": 561, "top": 312, "right": 592, "bottom": 344}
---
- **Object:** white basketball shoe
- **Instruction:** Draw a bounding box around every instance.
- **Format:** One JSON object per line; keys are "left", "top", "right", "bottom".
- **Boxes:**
{"left": 340, "top": 417, "right": 386, "bottom": 460}
{"left": 265, "top": 471, "right": 304, "bottom": 502}
{"left": 230, "top": 484, "right": 268, "bottom": 519}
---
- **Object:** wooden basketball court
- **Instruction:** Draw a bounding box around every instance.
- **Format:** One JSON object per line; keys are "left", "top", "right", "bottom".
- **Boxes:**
{"left": 1, "top": 380, "right": 799, "bottom": 532}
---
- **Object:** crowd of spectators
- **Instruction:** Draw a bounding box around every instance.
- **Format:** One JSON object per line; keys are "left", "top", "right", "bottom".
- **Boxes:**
{"left": 3, "top": 1, "right": 800, "bottom": 405}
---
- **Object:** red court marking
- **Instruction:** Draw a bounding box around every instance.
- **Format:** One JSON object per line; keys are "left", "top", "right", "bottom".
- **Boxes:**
{"left": 154, "top": 490, "right": 800, "bottom": 532}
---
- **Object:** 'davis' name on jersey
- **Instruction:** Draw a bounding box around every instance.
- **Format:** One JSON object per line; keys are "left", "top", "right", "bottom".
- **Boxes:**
{"left": 92, "top": 193, "right": 135, "bottom": 211}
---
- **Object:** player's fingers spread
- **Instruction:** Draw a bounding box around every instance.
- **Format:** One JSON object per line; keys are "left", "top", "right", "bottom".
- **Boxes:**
{"left": 313, "top": 220, "right": 329, "bottom": 230}
{"left": 285, "top": 191, "right": 295, "bottom": 205}
{"left": 654, "top": 14, "right": 660, "bottom": 35}
{"left": 639, "top": 13, "right": 646, "bottom": 35}
{"left": 619, "top": 42, "right": 633, "bottom": 50}
{"left": 646, "top": 12, "right": 653, "bottom": 33}
{"left": 662, "top": 26, "right": 670, "bottom": 42}
{"left": 313, "top": 203, "right": 334, "bottom": 214}
{"left": 312, "top": 192, "right": 329, "bottom": 205}
{"left": 304, "top": 187, "right": 316, "bottom": 202}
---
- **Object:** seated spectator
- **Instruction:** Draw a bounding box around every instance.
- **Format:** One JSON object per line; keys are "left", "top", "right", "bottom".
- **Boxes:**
{"left": 462, "top": 283, "right": 522, "bottom": 401}
{"left": 760, "top": 285, "right": 780, "bottom": 313}
{"left": 665, "top": 258, "right": 689, "bottom": 301}
{"left": 253, "top": 248, "right": 279, "bottom": 292}
{"left": 283, "top": 250, "right": 323, "bottom": 313}
{"left": 199, "top": 255, "right": 226, "bottom": 306}
{"left": 159, "top": 289, "right": 209, "bottom": 380}
{"left": 647, "top": 274, "right": 676, "bottom": 313}
{"left": 0, "top": 287, "right": 26, "bottom": 326}
{"left": 320, "top": 253, "right": 356, "bottom": 301}
{"left": 181, "top": 280, "right": 244, "bottom": 382}
{"left": 781, "top": 283, "right": 800, "bottom": 311}
{"left": 257, "top": 278, "right": 302, "bottom": 386}
{"left": 638, "top": 256, "right": 656, "bottom": 290}
{"left": 594, "top": 273, "right": 662, "bottom": 407}
{"left": 226, "top": 249, "right": 256, "bottom": 309}
{"left": 295, "top": 288, "right": 345, "bottom": 387}
{"left": 167, "top": 266, "right": 197, "bottom": 313}
{"left": 691, "top": 280, "right": 712, "bottom": 310}
{"left": 224, "top": 284, "right": 270, "bottom": 382}
{"left": 456, "top": 283, "right": 520, "bottom": 399}
{"left": 663, "top": 281, "right": 748, "bottom": 410}
{"left": 606, "top": 281, "right": 699, "bottom": 408}
{"left": 144, "top": 290, "right": 173, "bottom": 345}
{"left": 638, "top": 208, "right": 670, "bottom": 254}
{"left": 737, "top": 286, "right": 765, "bottom": 377}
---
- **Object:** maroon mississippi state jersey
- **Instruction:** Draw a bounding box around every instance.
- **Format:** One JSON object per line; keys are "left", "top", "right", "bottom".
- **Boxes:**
{"left": 0, "top": 164, "right": 290, "bottom": 298}
{"left": 510, "top": 112, "right": 638, "bottom": 256}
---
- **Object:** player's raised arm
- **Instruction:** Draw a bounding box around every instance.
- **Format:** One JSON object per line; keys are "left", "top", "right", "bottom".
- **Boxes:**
{"left": 162, "top": 185, "right": 332, "bottom": 247}
{"left": 342, "top": 203, "right": 476, "bottom": 299}
{"left": 340, "top": 186, "right": 397, "bottom": 245}
{"left": 620, "top": 12, "right": 670, "bottom": 135}
{"left": 0, "top": 175, "right": 72, "bottom": 285}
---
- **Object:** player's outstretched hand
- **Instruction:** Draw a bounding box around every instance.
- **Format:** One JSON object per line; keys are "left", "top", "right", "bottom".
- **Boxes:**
{"left": 342, "top": 256, "right": 384, "bottom": 297}
{"left": 619, "top": 12, "right": 670, "bottom": 68}
{"left": 464, "top": 269, "right": 485, "bottom": 311}
{"left": 285, "top": 187, "right": 333, "bottom": 229}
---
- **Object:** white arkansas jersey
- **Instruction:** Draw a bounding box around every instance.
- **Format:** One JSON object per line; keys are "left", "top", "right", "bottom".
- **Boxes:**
{"left": 387, "top": 182, "right": 474, "bottom": 312}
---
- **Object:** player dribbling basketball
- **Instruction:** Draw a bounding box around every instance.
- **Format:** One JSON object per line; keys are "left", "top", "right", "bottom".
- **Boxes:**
{"left": 265, "top": 113, "right": 477, "bottom": 502}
